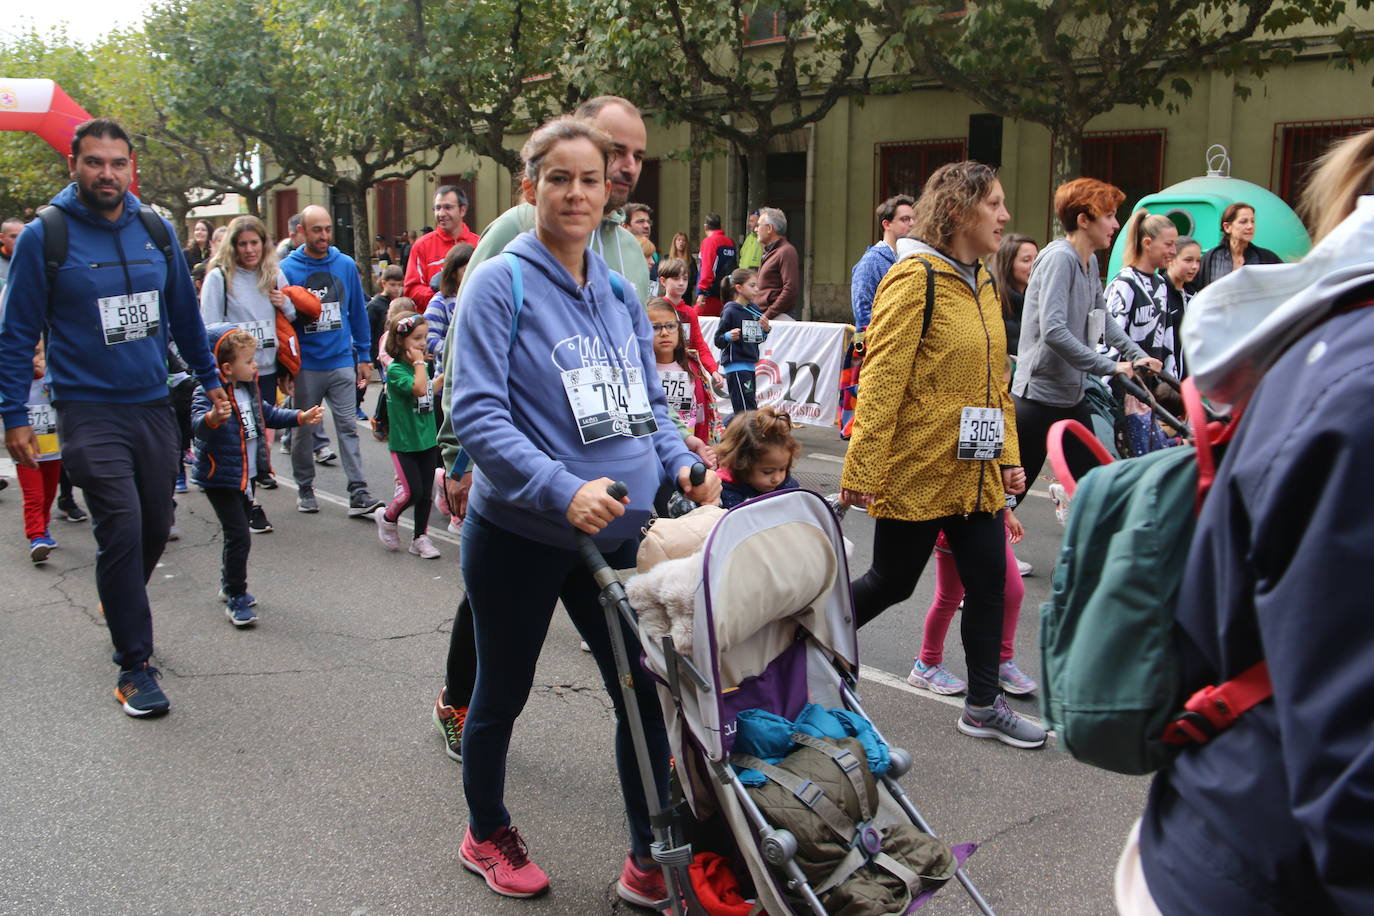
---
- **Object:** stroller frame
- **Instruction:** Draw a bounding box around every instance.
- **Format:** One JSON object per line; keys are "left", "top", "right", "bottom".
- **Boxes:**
{"left": 579, "top": 487, "right": 996, "bottom": 915}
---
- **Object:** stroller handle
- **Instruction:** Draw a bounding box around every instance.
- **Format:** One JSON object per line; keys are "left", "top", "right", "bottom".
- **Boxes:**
{"left": 1115, "top": 370, "right": 1192, "bottom": 439}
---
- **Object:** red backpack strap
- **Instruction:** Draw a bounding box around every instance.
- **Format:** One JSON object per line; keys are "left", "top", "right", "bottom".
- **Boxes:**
{"left": 1046, "top": 418, "right": 1114, "bottom": 497}
{"left": 1161, "top": 661, "right": 1272, "bottom": 746}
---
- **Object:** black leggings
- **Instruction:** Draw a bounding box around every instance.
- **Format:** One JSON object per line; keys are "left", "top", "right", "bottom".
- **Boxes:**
{"left": 851, "top": 512, "right": 1007, "bottom": 705}
{"left": 1012, "top": 393, "right": 1099, "bottom": 497}
{"left": 204, "top": 487, "right": 253, "bottom": 597}
{"left": 385, "top": 447, "right": 438, "bottom": 536}
{"left": 445, "top": 595, "right": 477, "bottom": 708}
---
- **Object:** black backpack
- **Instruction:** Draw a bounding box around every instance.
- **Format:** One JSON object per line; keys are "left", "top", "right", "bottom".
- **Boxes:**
{"left": 708, "top": 242, "right": 738, "bottom": 298}
{"left": 38, "top": 204, "right": 178, "bottom": 284}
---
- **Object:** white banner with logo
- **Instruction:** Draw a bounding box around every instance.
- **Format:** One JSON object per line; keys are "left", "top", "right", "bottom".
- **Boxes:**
{"left": 697, "top": 317, "right": 848, "bottom": 427}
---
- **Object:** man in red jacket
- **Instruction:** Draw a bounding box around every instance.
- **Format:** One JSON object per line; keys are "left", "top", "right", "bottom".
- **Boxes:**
{"left": 404, "top": 185, "right": 480, "bottom": 310}
{"left": 695, "top": 212, "right": 736, "bottom": 318}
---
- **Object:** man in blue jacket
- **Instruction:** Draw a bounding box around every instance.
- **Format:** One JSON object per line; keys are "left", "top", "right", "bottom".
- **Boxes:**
{"left": 0, "top": 118, "right": 228, "bottom": 718}
{"left": 279, "top": 205, "right": 382, "bottom": 516}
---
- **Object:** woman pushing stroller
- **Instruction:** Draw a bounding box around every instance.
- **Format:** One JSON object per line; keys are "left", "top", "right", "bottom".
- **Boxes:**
{"left": 840, "top": 161, "right": 1045, "bottom": 749}
{"left": 449, "top": 115, "right": 720, "bottom": 904}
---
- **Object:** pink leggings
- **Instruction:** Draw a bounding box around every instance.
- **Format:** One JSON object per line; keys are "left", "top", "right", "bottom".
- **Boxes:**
{"left": 917, "top": 534, "right": 1022, "bottom": 666}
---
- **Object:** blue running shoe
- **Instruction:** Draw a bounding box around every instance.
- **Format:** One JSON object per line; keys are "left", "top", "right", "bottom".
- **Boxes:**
{"left": 226, "top": 594, "right": 259, "bottom": 627}
{"left": 114, "top": 663, "right": 170, "bottom": 717}
{"left": 218, "top": 589, "right": 258, "bottom": 607}
{"left": 175, "top": 469, "right": 188, "bottom": 493}
{"left": 29, "top": 534, "right": 56, "bottom": 564}
{"left": 356, "top": 407, "right": 368, "bottom": 421}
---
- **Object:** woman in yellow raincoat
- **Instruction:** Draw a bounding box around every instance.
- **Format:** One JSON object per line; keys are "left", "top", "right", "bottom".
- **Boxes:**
{"left": 841, "top": 160, "right": 1044, "bottom": 750}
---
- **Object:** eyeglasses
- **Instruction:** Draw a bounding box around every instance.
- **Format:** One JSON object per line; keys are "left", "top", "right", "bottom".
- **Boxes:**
{"left": 651, "top": 322, "right": 680, "bottom": 334}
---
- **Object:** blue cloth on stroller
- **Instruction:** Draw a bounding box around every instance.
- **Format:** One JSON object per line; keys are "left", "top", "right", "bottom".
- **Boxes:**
{"left": 732, "top": 702, "right": 891, "bottom": 786}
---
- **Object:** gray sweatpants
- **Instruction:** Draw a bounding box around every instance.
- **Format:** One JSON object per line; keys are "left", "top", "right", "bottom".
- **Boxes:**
{"left": 291, "top": 366, "right": 368, "bottom": 494}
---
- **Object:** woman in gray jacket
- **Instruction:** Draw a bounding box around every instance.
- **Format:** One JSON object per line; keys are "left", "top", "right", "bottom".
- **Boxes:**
{"left": 1011, "top": 178, "right": 1160, "bottom": 491}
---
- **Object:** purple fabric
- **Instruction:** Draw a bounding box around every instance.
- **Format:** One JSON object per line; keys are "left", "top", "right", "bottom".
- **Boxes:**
{"left": 719, "top": 640, "right": 809, "bottom": 755}
{"left": 908, "top": 842, "right": 977, "bottom": 911}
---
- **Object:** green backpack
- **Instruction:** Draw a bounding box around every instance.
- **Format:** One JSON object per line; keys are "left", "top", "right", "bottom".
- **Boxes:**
{"left": 1039, "top": 411, "right": 1270, "bottom": 776}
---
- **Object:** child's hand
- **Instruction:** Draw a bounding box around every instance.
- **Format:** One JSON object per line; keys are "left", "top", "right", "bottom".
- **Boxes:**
{"left": 213, "top": 399, "right": 234, "bottom": 423}
{"left": 432, "top": 371, "right": 444, "bottom": 392}
{"left": 1005, "top": 509, "right": 1024, "bottom": 544}
{"left": 759, "top": 316, "right": 771, "bottom": 332}
{"left": 729, "top": 328, "right": 742, "bottom": 341}
{"left": 408, "top": 345, "right": 428, "bottom": 367}
{"left": 301, "top": 405, "right": 325, "bottom": 425}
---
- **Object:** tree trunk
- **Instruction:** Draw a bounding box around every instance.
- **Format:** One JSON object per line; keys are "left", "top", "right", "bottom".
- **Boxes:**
{"left": 347, "top": 184, "right": 376, "bottom": 296}
{"left": 166, "top": 202, "right": 192, "bottom": 246}
{"left": 745, "top": 141, "right": 769, "bottom": 213}
{"left": 243, "top": 191, "right": 261, "bottom": 218}
{"left": 1049, "top": 119, "right": 1088, "bottom": 193}
{"left": 688, "top": 123, "right": 702, "bottom": 247}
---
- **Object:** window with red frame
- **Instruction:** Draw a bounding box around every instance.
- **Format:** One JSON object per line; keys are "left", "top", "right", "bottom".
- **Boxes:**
{"left": 375, "top": 180, "right": 407, "bottom": 257}
{"left": 438, "top": 175, "right": 478, "bottom": 235}
{"left": 273, "top": 188, "right": 297, "bottom": 245}
{"left": 1080, "top": 130, "right": 1164, "bottom": 271}
{"left": 1276, "top": 119, "right": 1374, "bottom": 221}
{"left": 876, "top": 139, "right": 967, "bottom": 206}
{"left": 744, "top": 6, "right": 789, "bottom": 45}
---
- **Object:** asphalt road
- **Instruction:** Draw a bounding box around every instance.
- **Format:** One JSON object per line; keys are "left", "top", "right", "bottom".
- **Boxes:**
{"left": 0, "top": 391, "right": 1147, "bottom": 915}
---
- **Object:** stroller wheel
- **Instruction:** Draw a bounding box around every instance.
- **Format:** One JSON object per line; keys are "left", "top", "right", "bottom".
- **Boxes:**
{"left": 761, "top": 829, "right": 798, "bottom": 866}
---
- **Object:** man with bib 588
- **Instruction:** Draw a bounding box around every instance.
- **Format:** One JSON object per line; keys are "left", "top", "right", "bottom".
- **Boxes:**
{"left": 0, "top": 118, "right": 228, "bottom": 718}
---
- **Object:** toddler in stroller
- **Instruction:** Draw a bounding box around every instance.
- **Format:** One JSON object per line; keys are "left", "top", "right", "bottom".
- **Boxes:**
{"left": 585, "top": 487, "right": 996, "bottom": 914}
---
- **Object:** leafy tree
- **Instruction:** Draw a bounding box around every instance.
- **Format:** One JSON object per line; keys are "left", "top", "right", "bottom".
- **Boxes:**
{"left": 569, "top": 0, "right": 891, "bottom": 211}
{"left": 871, "top": 0, "right": 1374, "bottom": 188}
{"left": 359, "top": 0, "right": 577, "bottom": 204}
{"left": 0, "top": 27, "right": 111, "bottom": 218}
{"left": 148, "top": 0, "right": 448, "bottom": 288}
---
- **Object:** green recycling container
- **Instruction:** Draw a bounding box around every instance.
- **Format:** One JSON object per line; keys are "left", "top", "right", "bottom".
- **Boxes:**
{"left": 1106, "top": 174, "right": 1311, "bottom": 276}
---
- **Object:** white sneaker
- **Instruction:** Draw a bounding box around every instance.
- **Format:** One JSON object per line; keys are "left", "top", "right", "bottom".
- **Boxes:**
{"left": 448, "top": 516, "right": 463, "bottom": 536}
{"left": 375, "top": 508, "right": 400, "bottom": 550}
{"left": 1017, "top": 559, "right": 1033, "bottom": 577}
{"left": 410, "top": 534, "right": 441, "bottom": 559}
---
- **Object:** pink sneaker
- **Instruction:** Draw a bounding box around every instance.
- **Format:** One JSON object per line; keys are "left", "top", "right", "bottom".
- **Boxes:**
{"left": 459, "top": 825, "right": 549, "bottom": 898}
{"left": 374, "top": 508, "right": 400, "bottom": 550}
{"left": 617, "top": 854, "right": 668, "bottom": 909}
{"left": 409, "top": 534, "right": 441, "bottom": 559}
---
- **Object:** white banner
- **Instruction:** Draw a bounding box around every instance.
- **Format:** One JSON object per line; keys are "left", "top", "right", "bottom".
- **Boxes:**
{"left": 697, "top": 317, "right": 849, "bottom": 427}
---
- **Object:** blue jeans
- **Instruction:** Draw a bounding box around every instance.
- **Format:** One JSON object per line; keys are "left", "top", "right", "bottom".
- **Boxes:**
{"left": 459, "top": 511, "right": 670, "bottom": 857}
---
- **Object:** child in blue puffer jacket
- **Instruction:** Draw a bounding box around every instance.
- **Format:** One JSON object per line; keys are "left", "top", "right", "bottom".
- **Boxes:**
{"left": 192, "top": 325, "right": 322, "bottom": 626}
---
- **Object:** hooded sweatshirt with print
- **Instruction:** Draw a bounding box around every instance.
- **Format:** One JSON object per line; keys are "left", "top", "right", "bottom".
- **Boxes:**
{"left": 279, "top": 244, "right": 371, "bottom": 372}
{"left": 0, "top": 183, "right": 219, "bottom": 428}
{"left": 436, "top": 203, "right": 650, "bottom": 477}
{"left": 452, "top": 230, "right": 695, "bottom": 550}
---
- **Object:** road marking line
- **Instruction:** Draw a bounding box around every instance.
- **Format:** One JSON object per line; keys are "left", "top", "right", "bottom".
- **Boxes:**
{"left": 271, "top": 477, "right": 462, "bottom": 547}
{"left": 858, "top": 664, "right": 1047, "bottom": 728}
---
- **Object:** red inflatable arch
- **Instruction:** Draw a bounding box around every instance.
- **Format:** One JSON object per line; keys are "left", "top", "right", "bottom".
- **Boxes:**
{"left": 0, "top": 78, "right": 139, "bottom": 194}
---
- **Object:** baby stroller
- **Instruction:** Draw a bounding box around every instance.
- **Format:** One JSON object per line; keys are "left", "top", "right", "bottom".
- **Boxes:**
{"left": 579, "top": 486, "right": 994, "bottom": 915}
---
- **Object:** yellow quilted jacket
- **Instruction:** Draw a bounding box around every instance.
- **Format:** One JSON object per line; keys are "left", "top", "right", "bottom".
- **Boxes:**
{"left": 841, "top": 253, "right": 1019, "bottom": 521}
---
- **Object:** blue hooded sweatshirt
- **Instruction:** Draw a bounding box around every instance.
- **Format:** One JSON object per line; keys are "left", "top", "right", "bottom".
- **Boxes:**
{"left": 279, "top": 244, "right": 371, "bottom": 372}
{"left": 0, "top": 184, "right": 219, "bottom": 428}
{"left": 452, "top": 230, "right": 696, "bottom": 549}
